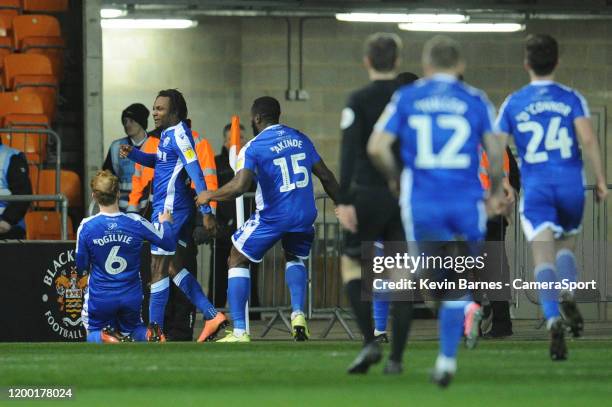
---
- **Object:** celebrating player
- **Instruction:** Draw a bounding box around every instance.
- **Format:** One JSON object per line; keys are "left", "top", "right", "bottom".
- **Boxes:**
{"left": 120, "top": 89, "right": 227, "bottom": 342}
{"left": 196, "top": 96, "right": 340, "bottom": 342}
{"left": 77, "top": 170, "right": 175, "bottom": 342}
{"left": 368, "top": 35, "right": 507, "bottom": 386}
{"left": 496, "top": 34, "right": 608, "bottom": 360}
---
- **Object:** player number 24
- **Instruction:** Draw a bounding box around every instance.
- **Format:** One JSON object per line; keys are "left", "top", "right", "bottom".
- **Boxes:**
{"left": 273, "top": 153, "right": 309, "bottom": 192}
{"left": 105, "top": 245, "right": 128, "bottom": 275}
{"left": 517, "top": 117, "right": 573, "bottom": 163}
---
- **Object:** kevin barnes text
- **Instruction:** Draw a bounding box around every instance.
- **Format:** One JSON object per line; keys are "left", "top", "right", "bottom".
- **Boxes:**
{"left": 373, "top": 278, "right": 597, "bottom": 291}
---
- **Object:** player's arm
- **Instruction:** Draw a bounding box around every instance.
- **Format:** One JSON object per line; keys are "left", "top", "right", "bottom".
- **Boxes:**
{"left": 367, "top": 130, "right": 401, "bottom": 191}
{"left": 75, "top": 224, "right": 90, "bottom": 272}
{"left": 120, "top": 144, "right": 157, "bottom": 168}
{"left": 367, "top": 93, "right": 403, "bottom": 195}
{"left": 575, "top": 117, "right": 608, "bottom": 202}
{"left": 132, "top": 211, "right": 176, "bottom": 252}
{"left": 312, "top": 159, "right": 340, "bottom": 205}
{"left": 196, "top": 169, "right": 253, "bottom": 205}
{"left": 483, "top": 132, "right": 508, "bottom": 196}
{"left": 174, "top": 131, "right": 213, "bottom": 215}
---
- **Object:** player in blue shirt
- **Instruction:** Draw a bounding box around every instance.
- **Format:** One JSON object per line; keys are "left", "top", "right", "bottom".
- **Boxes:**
{"left": 77, "top": 170, "right": 175, "bottom": 342}
{"left": 196, "top": 96, "right": 340, "bottom": 342}
{"left": 497, "top": 34, "right": 607, "bottom": 360}
{"left": 368, "top": 36, "right": 507, "bottom": 387}
{"left": 120, "top": 89, "right": 227, "bottom": 342}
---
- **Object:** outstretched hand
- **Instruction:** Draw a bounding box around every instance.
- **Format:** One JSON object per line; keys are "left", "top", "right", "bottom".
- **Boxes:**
{"left": 119, "top": 144, "right": 133, "bottom": 159}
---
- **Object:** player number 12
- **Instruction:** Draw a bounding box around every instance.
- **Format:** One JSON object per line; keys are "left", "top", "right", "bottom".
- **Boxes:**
{"left": 273, "top": 153, "right": 309, "bottom": 192}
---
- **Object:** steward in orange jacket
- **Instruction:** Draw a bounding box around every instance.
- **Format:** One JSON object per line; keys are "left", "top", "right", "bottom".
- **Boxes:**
{"left": 127, "top": 127, "right": 218, "bottom": 214}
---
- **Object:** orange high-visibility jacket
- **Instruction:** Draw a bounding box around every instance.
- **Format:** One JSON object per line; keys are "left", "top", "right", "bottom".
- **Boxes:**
{"left": 192, "top": 131, "right": 218, "bottom": 209}
{"left": 127, "top": 135, "right": 159, "bottom": 212}
{"left": 127, "top": 130, "right": 218, "bottom": 212}
{"left": 479, "top": 148, "right": 510, "bottom": 190}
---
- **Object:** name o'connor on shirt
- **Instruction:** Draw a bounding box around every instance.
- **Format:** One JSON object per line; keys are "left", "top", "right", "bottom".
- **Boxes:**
{"left": 92, "top": 234, "right": 133, "bottom": 246}
{"left": 518, "top": 101, "right": 572, "bottom": 119}
{"left": 414, "top": 96, "right": 468, "bottom": 115}
{"left": 270, "top": 138, "right": 303, "bottom": 154}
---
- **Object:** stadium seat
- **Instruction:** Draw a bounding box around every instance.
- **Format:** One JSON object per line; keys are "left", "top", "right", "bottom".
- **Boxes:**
{"left": 3, "top": 54, "right": 58, "bottom": 120}
{"left": 0, "top": 13, "right": 13, "bottom": 36}
{"left": 28, "top": 162, "right": 38, "bottom": 188}
{"left": 25, "top": 210, "right": 74, "bottom": 240}
{"left": 0, "top": 113, "right": 49, "bottom": 162}
{"left": 0, "top": 0, "right": 20, "bottom": 16}
{"left": 0, "top": 91, "right": 44, "bottom": 117}
{"left": 34, "top": 169, "right": 82, "bottom": 208}
{"left": 12, "top": 15, "right": 64, "bottom": 77}
{"left": 22, "top": 0, "right": 68, "bottom": 13}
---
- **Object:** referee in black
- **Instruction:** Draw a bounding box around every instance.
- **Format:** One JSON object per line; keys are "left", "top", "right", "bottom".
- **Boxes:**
{"left": 337, "top": 33, "right": 415, "bottom": 374}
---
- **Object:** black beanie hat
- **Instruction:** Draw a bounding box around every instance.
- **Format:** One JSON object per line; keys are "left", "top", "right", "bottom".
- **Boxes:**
{"left": 121, "top": 103, "right": 149, "bottom": 131}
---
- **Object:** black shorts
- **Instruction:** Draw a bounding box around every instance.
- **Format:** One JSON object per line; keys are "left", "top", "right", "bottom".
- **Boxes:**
{"left": 342, "top": 186, "right": 405, "bottom": 259}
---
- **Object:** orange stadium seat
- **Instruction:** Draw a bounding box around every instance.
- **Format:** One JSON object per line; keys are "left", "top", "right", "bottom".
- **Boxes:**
{"left": 0, "top": 13, "right": 13, "bottom": 36}
{"left": 13, "top": 15, "right": 64, "bottom": 77}
{"left": 34, "top": 169, "right": 82, "bottom": 208}
{"left": 0, "top": 0, "right": 20, "bottom": 16}
{"left": 3, "top": 54, "right": 57, "bottom": 120}
{"left": 1, "top": 113, "right": 49, "bottom": 162}
{"left": 0, "top": 90, "right": 44, "bottom": 117}
{"left": 25, "top": 210, "right": 74, "bottom": 240}
{"left": 22, "top": 0, "right": 68, "bottom": 12}
{"left": 28, "top": 162, "right": 39, "bottom": 188}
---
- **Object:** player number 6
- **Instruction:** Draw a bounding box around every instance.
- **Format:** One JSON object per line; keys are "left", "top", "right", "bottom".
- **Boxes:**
{"left": 105, "top": 245, "right": 128, "bottom": 275}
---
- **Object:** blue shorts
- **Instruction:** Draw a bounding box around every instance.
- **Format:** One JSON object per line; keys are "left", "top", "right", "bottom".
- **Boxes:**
{"left": 151, "top": 207, "right": 192, "bottom": 255}
{"left": 82, "top": 285, "right": 144, "bottom": 335}
{"left": 231, "top": 212, "right": 314, "bottom": 263}
{"left": 520, "top": 180, "right": 585, "bottom": 241}
{"left": 400, "top": 170, "right": 486, "bottom": 242}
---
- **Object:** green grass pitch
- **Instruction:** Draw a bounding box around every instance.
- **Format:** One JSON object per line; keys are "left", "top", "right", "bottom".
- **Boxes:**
{"left": 1, "top": 340, "right": 611, "bottom": 406}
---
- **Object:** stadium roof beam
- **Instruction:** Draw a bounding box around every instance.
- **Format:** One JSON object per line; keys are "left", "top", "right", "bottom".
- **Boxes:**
{"left": 101, "top": 0, "right": 612, "bottom": 19}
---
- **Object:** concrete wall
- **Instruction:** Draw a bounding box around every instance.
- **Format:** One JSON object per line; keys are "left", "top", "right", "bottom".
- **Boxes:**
{"left": 102, "top": 17, "right": 242, "bottom": 153}
{"left": 103, "top": 17, "right": 612, "bottom": 174}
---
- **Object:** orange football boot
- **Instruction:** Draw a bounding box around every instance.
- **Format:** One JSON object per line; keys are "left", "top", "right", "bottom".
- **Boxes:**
{"left": 197, "top": 312, "right": 229, "bottom": 342}
{"left": 146, "top": 322, "right": 166, "bottom": 343}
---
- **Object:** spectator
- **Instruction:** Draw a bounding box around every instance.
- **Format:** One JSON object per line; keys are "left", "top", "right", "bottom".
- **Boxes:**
{"left": 103, "top": 103, "right": 150, "bottom": 211}
{"left": 0, "top": 139, "right": 31, "bottom": 239}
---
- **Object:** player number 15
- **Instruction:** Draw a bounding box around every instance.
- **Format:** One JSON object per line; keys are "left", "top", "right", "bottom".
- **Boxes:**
{"left": 273, "top": 153, "right": 309, "bottom": 192}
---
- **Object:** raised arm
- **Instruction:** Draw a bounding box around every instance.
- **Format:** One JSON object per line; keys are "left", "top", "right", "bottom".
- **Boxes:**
{"left": 120, "top": 144, "right": 157, "bottom": 168}
{"left": 131, "top": 212, "right": 176, "bottom": 253}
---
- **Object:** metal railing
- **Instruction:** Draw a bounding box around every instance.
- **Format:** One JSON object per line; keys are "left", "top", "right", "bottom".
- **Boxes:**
{"left": 208, "top": 184, "right": 610, "bottom": 337}
{"left": 0, "top": 128, "right": 62, "bottom": 195}
{"left": 0, "top": 194, "right": 69, "bottom": 239}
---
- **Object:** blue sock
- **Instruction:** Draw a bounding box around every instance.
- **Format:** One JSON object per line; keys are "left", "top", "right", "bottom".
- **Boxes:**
{"left": 373, "top": 299, "right": 390, "bottom": 332}
{"left": 285, "top": 260, "right": 307, "bottom": 314}
{"left": 535, "top": 264, "right": 560, "bottom": 320}
{"left": 149, "top": 277, "right": 170, "bottom": 329}
{"left": 132, "top": 325, "right": 148, "bottom": 342}
{"left": 439, "top": 301, "right": 468, "bottom": 358}
{"left": 173, "top": 269, "right": 218, "bottom": 320}
{"left": 556, "top": 249, "right": 577, "bottom": 290}
{"left": 228, "top": 267, "right": 250, "bottom": 331}
{"left": 86, "top": 330, "right": 102, "bottom": 343}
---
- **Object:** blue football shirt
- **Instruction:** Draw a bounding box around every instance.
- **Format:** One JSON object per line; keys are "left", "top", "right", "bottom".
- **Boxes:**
{"left": 76, "top": 212, "right": 174, "bottom": 295}
{"left": 496, "top": 80, "right": 589, "bottom": 184}
{"left": 236, "top": 124, "right": 321, "bottom": 230}
{"left": 376, "top": 73, "right": 498, "bottom": 196}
